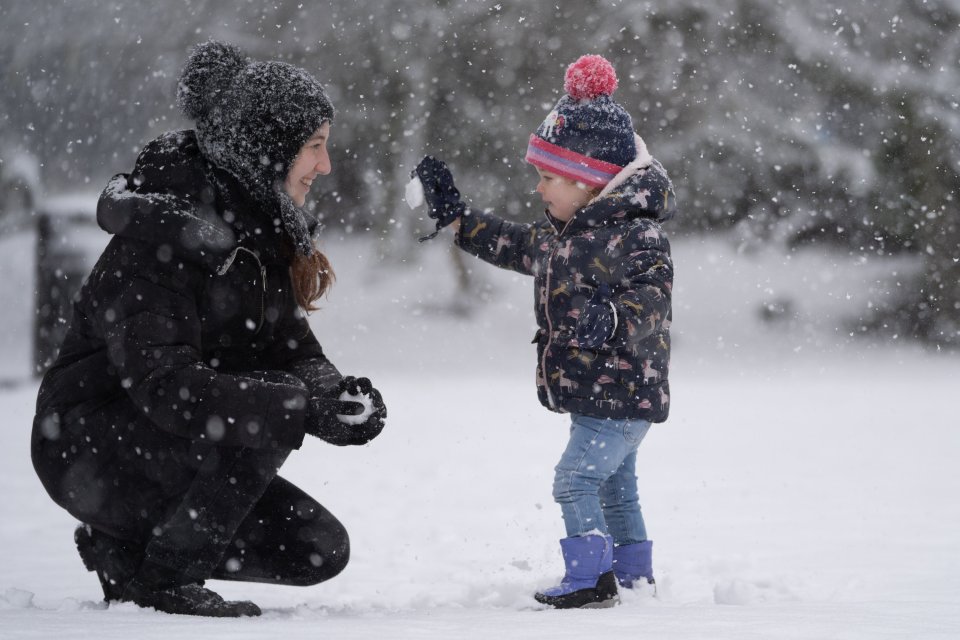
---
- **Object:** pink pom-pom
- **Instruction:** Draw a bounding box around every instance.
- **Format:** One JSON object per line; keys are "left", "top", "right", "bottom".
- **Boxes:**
{"left": 564, "top": 55, "right": 618, "bottom": 101}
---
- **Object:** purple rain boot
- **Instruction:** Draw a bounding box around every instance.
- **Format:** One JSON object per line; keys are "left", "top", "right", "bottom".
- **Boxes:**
{"left": 534, "top": 534, "right": 619, "bottom": 609}
{"left": 612, "top": 540, "right": 655, "bottom": 589}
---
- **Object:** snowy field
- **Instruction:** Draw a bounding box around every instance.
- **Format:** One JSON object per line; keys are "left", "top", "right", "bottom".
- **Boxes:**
{"left": 1, "top": 225, "right": 958, "bottom": 639}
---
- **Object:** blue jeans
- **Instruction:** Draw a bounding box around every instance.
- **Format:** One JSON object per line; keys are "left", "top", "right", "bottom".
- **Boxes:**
{"left": 552, "top": 414, "right": 651, "bottom": 544}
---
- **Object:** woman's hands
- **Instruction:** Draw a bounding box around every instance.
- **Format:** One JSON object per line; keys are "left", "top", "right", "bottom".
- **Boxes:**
{"left": 304, "top": 376, "right": 387, "bottom": 446}
{"left": 415, "top": 156, "right": 467, "bottom": 241}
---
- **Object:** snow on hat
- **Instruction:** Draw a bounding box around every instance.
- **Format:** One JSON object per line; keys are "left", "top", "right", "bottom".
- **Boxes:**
{"left": 177, "top": 40, "right": 335, "bottom": 255}
{"left": 525, "top": 55, "right": 636, "bottom": 189}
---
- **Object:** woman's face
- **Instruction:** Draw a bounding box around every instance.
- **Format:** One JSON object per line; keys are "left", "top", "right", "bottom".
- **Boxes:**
{"left": 533, "top": 167, "right": 595, "bottom": 222}
{"left": 285, "top": 122, "right": 332, "bottom": 207}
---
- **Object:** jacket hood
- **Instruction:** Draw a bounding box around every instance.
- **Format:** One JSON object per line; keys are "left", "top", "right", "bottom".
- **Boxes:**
{"left": 97, "top": 130, "right": 300, "bottom": 272}
{"left": 561, "top": 133, "right": 677, "bottom": 234}
{"left": 97, "top": 130, "right": 236, "bottom": 271}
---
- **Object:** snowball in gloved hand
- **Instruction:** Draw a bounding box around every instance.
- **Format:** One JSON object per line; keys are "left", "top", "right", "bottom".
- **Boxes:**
{"left": 404, "top": 175, "right": 425, "bottom": 209}
{"left": 337, "top": 390, "right": 375, "bottom": 425}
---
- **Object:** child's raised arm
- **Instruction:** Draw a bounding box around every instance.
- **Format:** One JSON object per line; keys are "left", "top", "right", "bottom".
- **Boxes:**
{"left": 414, "top": 155, "right": 546, "bottom": 276}
{"left": 455, "top": 208, "right": 545, "bottom": 276}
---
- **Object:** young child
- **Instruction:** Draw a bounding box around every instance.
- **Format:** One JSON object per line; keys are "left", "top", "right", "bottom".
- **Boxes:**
{"left": 414, "top": 55, "right": 675, "bottom": 609}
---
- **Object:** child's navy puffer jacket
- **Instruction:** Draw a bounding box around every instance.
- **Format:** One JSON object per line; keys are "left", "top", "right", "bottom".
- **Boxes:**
{"left": 457, "top": 137, "right": 675, "bottom": 422}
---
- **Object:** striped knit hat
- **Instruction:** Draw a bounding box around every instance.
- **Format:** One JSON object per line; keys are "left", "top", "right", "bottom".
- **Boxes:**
{"left": 525, "top": 55, "right": 636, "bottom": 189}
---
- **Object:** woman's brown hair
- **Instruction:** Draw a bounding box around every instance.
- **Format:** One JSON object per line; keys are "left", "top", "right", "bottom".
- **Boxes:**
{"left": 290, "top": 245, "right": 335, "bottom": 312}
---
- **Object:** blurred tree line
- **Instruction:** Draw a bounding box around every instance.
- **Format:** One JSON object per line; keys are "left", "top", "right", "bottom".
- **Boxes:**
{"left": 1, "top": 0, "right": 957, "bottom": 346}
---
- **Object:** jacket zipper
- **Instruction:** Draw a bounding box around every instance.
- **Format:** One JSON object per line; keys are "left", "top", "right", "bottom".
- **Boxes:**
{"left": 257, "top": 263, "right": 267, "bottom": 334}
{"left": 540, "top": 216, "right": 574, "bottom": 410}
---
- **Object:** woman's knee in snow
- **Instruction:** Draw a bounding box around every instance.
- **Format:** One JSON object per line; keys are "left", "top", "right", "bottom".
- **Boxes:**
{"left": 295, "top": 522, "right": 350, "bottom": 586}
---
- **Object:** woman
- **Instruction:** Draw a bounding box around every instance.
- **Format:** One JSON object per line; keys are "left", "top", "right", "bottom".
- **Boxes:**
{"left": 30, "top": 41, "right": 386, "bottom": 617}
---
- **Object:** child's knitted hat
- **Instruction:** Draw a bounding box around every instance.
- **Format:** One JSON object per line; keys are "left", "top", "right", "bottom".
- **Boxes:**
{"left": 525, "top": 55, "right": 636, "bottom": 189}
{"left": 176, "top": 40, "right": 334, "bottom": 255}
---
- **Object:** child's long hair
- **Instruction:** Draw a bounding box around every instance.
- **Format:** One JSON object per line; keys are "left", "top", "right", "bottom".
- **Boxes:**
{"left": 290, "top": 244, "right": 335, "bottom": 312}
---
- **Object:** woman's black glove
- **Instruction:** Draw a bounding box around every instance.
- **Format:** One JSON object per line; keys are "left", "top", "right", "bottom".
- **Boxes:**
{"left": 415, "top": 155, "right": 467, "bottom": 241}
{"left": 304, "top": 376, "right": 387, "bottom": 446}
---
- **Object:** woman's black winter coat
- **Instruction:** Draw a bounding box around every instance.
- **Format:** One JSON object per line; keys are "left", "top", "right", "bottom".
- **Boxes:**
{"left": 32, "top": 130, "right": 343, "bottom": 498}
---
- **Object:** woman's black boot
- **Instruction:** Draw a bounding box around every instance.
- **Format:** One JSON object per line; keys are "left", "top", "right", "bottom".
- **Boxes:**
{"left": 74, "top": 524, "right": 142, "bottom": 602}
{"left": 76, "top": 525, "right": 260, "bottom": 616}
{"left": 120, "top": 559, "right": 261, "bottom": 617}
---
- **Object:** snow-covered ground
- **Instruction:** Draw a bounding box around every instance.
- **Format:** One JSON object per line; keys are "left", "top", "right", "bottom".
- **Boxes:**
{"left": 1, "top": 223, "right": 958, "bottom": 639}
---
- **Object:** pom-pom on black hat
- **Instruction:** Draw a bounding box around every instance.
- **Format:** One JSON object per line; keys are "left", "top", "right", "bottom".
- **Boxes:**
{"left": 177, "top": 40, "right": 334, "bottom": 255}
{"left": 526, "top": 55, "right": 636, "bottom": 189}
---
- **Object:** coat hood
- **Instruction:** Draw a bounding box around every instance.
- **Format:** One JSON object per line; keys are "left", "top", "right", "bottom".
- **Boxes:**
{"left": 97, "top": 130, "right": 301, "bottom": 272}
{"left": 561, "top": 134, "right": 677, "bottom": 235}
{"left": 97, "top": 130, "right": 236, "bottom": 271}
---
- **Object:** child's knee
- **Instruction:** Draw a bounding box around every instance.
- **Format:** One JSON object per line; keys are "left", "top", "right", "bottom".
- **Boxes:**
{"left": 552, "top": 467, "right": 573, "bottom": 502}
{"left": 552, "top": 468, "right": 598, "bottom": 503}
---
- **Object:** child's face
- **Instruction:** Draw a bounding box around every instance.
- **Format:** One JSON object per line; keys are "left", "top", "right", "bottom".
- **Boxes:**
{"left": 533, "top": 167, "right": 595, "bottom": 222}
{"left": 285, "top": 122, "right": 332, "bottom": 207}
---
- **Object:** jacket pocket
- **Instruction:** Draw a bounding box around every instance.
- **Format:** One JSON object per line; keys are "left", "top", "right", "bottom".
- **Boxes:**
{"left": 551, "top": 346, "right": 611, "bottom": 402}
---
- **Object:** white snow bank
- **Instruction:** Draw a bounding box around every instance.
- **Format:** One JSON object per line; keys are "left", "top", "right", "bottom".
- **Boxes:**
{"left": 0, "top": 588, "right": 35, "bottom": 610}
